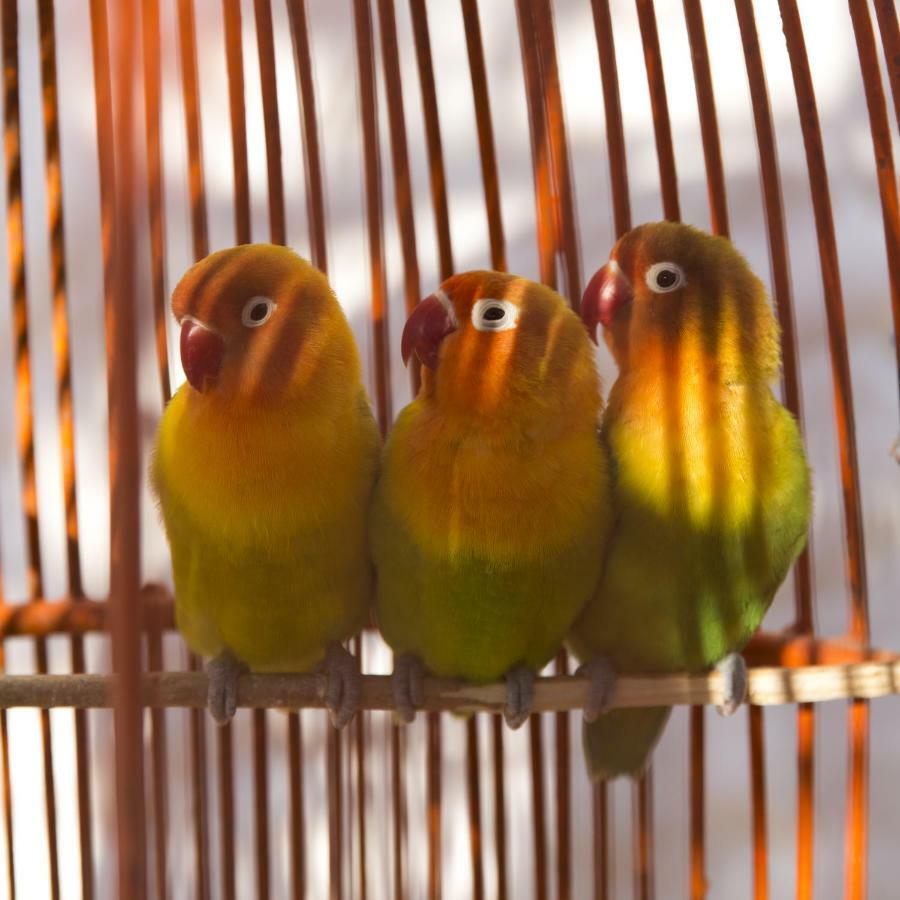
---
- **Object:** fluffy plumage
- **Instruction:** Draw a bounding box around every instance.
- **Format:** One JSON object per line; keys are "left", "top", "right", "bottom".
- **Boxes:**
{"left": 371, "top": 271, "right": 612, "bottom": 719}
{"left": 571, "top": 222, "right": 811, "bottom": 779}
{"left": 152, "top": 245, "right": 380, "bottom": 683}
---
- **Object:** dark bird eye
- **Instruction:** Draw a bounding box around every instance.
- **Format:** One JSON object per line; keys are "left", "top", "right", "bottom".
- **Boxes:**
{"left": 241, "top": 296, "right": 276, "bottom": 327}
{"left": 645, "top": 262, "right": 685, "bottom": 293}
{"left": 471, "top": 299, "right": 519, "bottom": 332}
{"left": 656, "top": 269, "right": 677, "bottom": 289}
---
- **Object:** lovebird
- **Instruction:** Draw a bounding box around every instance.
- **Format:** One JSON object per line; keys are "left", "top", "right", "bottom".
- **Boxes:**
{"left": 370, "top": 271, "right": 612, "bottom": 727}
{"left": 151, "top": 244, "right": 380, "bottom": 726}
{"left": 571, "top": 222, "right": 811, "bottom": 779}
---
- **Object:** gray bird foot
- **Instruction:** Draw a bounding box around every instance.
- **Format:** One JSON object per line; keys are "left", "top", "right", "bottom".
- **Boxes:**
{"left": 207, "top": 650, "right": 246, "bottom": 726}
{"left": 392, "top": 653, "right": 426, "bottom": 724}
{"left": 715, "top": 652, "right": 748, "bottom": 716}
{"left": 576, "top": 657, "right": 617, "bottom": 722}
{"left": 315, "top": 643, "right": 362, "bottom": 729}
{"left": 504, "top": 665, "right": 535, "bottom": 730}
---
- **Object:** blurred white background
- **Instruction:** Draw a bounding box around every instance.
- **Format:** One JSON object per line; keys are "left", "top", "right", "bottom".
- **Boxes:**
{"left": 0, "top": 0, "right": 897, "bottom": 897}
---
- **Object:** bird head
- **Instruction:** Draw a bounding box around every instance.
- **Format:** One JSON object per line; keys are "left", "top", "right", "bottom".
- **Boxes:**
{"left": 401, "top": 270, "right": 601, "bottom": 424}
{"left": 171, "top": 244, "right": 358, "bottom": 406}
{"left": 581, "top": 222, "right": 780, "bottom": 381}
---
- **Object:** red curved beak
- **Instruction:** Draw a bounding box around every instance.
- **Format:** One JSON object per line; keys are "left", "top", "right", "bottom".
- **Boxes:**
{"left": 401, "top": 293, "right": 457, "bottom": 369}
{"left": 180, "top": 319, "right": 225, "bottom": 393}
{"left": 580, "top": 262, "right": 633, "bottom": 342}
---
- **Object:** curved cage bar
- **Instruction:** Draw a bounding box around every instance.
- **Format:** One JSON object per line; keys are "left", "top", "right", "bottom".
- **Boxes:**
{"left": 0, "top": 1, "right": 896, "bottom": 898}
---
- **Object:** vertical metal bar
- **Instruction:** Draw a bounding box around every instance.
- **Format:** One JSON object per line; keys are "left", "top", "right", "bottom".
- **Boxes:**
{"left": 352, "top": 0, "right": 391, "bottom": 433}
{"left": 253, "top": 0, "right": 286, "bottom": 246}
{"left": 847, "top": 0, "right": 900, "bottom": 380}
{"left": 456, "top": 11, "right": 515, "bottom": 876}
{"left": 327, "top": 726, "right": 343, "bottom": 900}
{"left": 390, "top": 724, "right": 406, "bottom": 900}
{"left": 796, "top": 703, "right": 814, "bottom": 900}
{"left": 218, "top": 722, "right": 236, "bottom": 900}
{"left": 776, "top": 0, "right": 868, "bottom": 641}
{"left": 633, "top": 0, "right": 679, "bottom": 221}
{"left": 177, "top": 0, "right": 209, "bottom": 261}
{"left": 587, "top": 7, "right": 627, "bottom": 895}
{"left": 287, "top": 713, "right": 305, "bottom": 900}
{"left": 36, "top": 0, "right": 97, "bottom": 895}
{"left": 872, "top": 0, "right": 900, "bottom": 131}
{"left": 353, "top": 638, "right": 367, "bottom": 900}
{"left": 775, "top": 8, "right": 870, "bottom": 895}
{"left": 222, "top": 0, "right": 250, "bottom": 246}
{"left": 216, "top": 6, "right": 244, "bottom": 896}
{"left": 105, "top": 0, "right": 147, "bottom": 893}
{"left": 748, "top": 707, "right": 768, "bottom": 900}
{"left": 514, "top": 0, "right": 555, "bottom": 287}
{"left": 254, "top": 709, "right": 270, "bottom": 900}
{"left": 465, "top": 718, "right": 484, "bottom": 900}
{"left": 426, "top": 713, "right": 442, "bottom": 900}
{"left": 375, "top": 0, "right": 421, "bottom": 394}
{"left": 188, "top": 655, "right": 210, "bottom": 900}
{"left": 632, "top": 769, "right": 654, "bottom": 900}
{"left": 140, "top": 0, "right": 170, "bottom": 894}
{"left": 285, "top": 0, "right": 328, "bottom": 272}
{"left": 175, "top": 5, "right": 214, "bottom": 896}
{"left": 491, "top": 716, "right": 507, "bottom": 900}
{"left": 589, "top": 0, "right": 631, "bottom": 237}
{"left": 408, "top": 0, "right": 453, "bottom": 279}
{"left": 3, "top": 2, "right": 60, "bottom": 895}
{"left": 592, "top": 783, "right": 608, "bottom": 900}
{"left": 0, "top": 702, "right": 12, "bottom": 899}
{"left": 733, "top": 7, "right": 817, "bottom": 893}
{"left": 528, "top": 715, "right": 548, "bottom": 900}
{"left": 532, "top": 0, "right": 582, "bottom": 303}
{"left": 251, "top": 7, "right": 285, "bottom": 891}
{"left": 846, "top": 700, "right": 869, "bottom": 900}
{"left": 554, "top": 652, "right": 571, "bottom": 900}
{"left": 681, "top": 0, "right": 728, "bottom": 236}
{"left": 689, "top": 711, "right": 705, "bottom": 900}
{"left": 459, "top": 0, "right": 506, "bottom": 272}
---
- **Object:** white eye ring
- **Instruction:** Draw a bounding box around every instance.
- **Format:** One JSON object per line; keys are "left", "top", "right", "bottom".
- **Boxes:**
{"left": 645, "top": 262, "right": 686, "bottom": 293}
{"left": 471, "top": 299, "right": 519, "bottom": 332}
{"left": 241, "top": 296, "right": 276, "bottom": 327}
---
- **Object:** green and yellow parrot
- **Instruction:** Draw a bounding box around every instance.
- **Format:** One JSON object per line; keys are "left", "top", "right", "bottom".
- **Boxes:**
{"left": 571, "top": 222, "right": 812, "bottom": 779}
{"left": 370, "top": 271, "right": 612, "bottom": 727}
{"left": 151, "top": 244, "right": 380, "bottom": 726}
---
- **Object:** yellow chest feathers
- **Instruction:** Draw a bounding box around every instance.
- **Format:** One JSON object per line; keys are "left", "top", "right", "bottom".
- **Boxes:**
{"left": 153, "top": 387, "right": 378, "bottom": 548}
{"left": 380, "top": 401, "right": 608, "bottom": 563}
{"left": 606, "top": 371, "right": 794, "bottom": 530}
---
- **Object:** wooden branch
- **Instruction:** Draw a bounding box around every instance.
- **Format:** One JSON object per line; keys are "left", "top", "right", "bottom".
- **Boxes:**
{"left": 1, "top": 660, "right": 899, "bottom": 712}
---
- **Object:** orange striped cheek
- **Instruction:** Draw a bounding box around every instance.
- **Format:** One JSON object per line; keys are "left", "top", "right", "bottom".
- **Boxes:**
{"left": 442, "top": 329, "right": 520, "bottom": 410}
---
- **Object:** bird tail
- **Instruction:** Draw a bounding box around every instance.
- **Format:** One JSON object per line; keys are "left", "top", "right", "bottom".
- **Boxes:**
{"left": 582, "top": 707, "right": 671, "bottom": 781}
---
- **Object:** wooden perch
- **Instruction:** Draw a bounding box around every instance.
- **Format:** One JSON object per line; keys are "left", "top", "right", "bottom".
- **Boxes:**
{"left": 1, "top": 659, "right": 898, "bottom": 713}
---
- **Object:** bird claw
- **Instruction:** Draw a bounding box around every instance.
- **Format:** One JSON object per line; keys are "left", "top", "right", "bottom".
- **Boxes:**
{"left": 207, "top": 650, "right": 246, "bottom": 726}
{"left": 392, "top": 653, "right": 425, "bottom": 724}
{"left": 504, "top": 665, "right": 535, "bottom": 730}
{"left": 315, "top": 643, "right": 362, "bottom": 729}
{"left": 715, "top": 652, "right": 747, "bottom": 716}
{"left": 576, "top": 657, "right": 616, "bottom": 722}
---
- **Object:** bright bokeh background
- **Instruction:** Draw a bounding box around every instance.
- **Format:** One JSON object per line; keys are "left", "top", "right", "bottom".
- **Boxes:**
{"left": 0, "top": 0, "right": 896, "bottom": 897}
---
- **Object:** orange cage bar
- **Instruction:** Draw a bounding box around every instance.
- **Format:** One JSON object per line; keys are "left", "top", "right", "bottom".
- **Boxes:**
{"left": 0, "top": 1, "right": 897, "bottom": 898}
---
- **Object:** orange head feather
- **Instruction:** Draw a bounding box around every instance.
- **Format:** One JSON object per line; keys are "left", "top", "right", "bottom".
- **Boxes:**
{"left": 171, "top": 244, "right": 359, "bottom": 408}
{"left": 402, "top": 270, "right": 601, "bottom": 429}
{"left": 582, "top": 222, "right": 781, "bottom": 383}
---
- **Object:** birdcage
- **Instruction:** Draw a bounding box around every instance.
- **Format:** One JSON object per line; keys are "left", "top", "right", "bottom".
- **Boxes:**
{"left": 0, "top": 0, "right": 896, "bottom": 898}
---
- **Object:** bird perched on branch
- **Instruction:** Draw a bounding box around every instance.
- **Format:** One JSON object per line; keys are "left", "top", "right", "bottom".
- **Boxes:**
{"left": 571, "top": 222, "right": 811, "bottom": 779}
{"left": 370, "top": 271, "right": 612, "bottom": 728}
{"left": 151, "top": 244, "right": 380, "bottom": 727}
